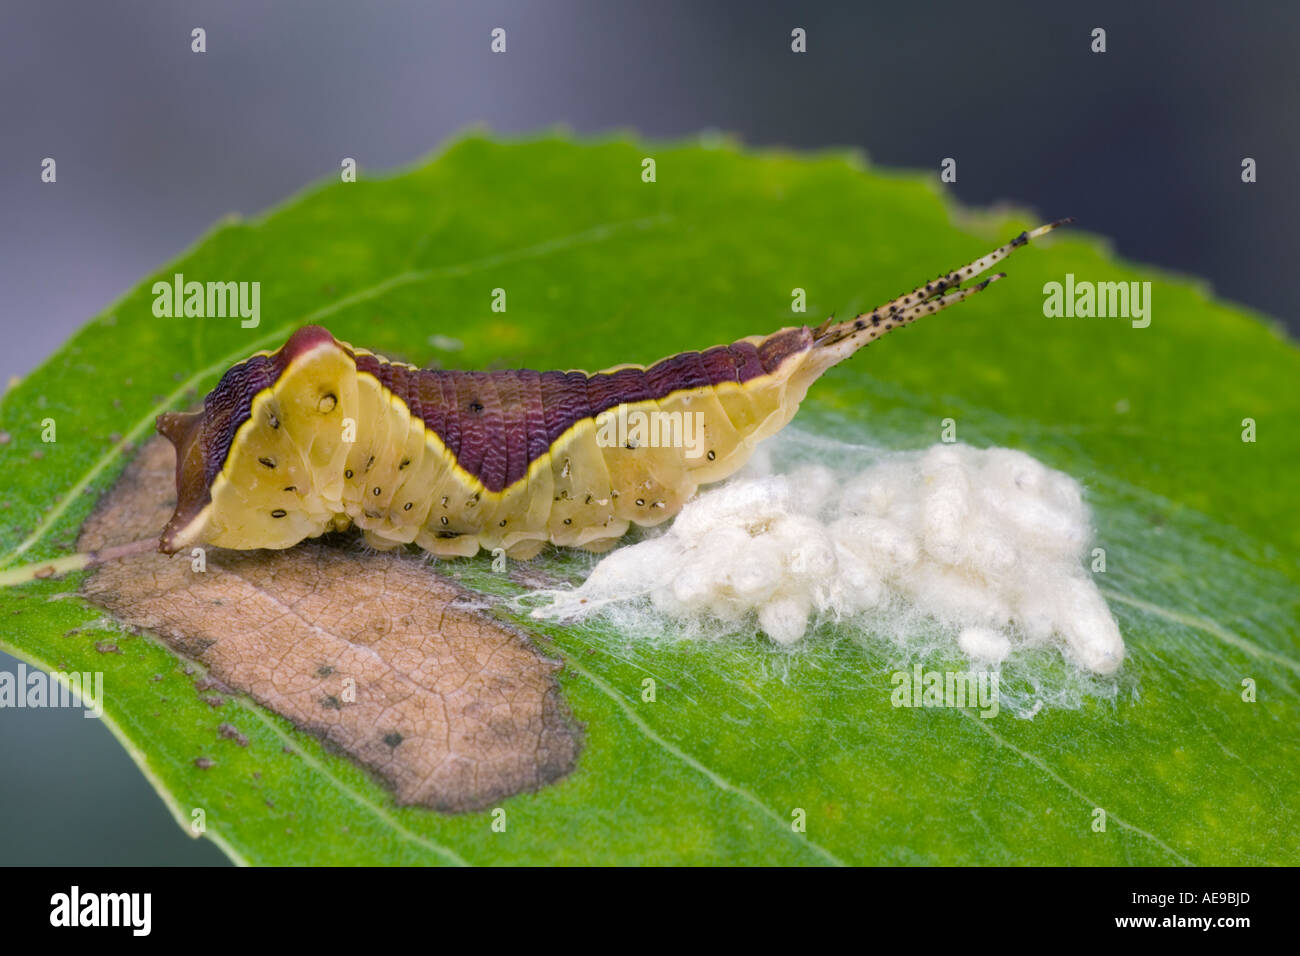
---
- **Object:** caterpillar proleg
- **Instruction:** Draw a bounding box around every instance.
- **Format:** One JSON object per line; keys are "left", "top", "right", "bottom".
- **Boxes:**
{"left": 157, "top": 220, "right": 1070, "bottom": 559}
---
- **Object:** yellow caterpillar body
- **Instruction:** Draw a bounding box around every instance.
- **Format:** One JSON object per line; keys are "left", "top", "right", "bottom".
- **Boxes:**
{"left": 157, "top": 221, "right": 1067, "bottom": 559}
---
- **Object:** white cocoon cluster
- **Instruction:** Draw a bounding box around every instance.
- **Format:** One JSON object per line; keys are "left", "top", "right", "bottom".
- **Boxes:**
{"left": 531, "top": 444, "right": 1125, "bottom": 675}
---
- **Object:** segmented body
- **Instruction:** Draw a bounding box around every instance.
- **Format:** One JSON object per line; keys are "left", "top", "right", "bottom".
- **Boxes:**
{"left": 157, "top": 221, "right": 1067, "bottom": 558}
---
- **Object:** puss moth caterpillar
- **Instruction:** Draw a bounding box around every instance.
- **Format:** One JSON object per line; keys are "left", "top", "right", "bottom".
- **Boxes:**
{"left": 158, "top": 220, "right": 1069, "bottom": 559}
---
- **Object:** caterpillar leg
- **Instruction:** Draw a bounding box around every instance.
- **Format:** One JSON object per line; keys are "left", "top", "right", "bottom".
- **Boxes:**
{"left": 811, "top": 218, "right": 1072, "bottom": 364}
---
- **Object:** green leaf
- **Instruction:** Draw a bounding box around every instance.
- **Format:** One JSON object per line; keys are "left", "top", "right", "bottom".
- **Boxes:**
{"left": 2, "top": 134, "right": 1296, "bottom": 865}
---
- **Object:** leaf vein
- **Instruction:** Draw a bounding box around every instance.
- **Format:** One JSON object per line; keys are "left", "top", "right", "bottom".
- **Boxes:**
{"left": 561, "top": 654, "right": 846, "bottom": 866}
{"left": 961, "top": 710, "right": 1195, "bottom": 866}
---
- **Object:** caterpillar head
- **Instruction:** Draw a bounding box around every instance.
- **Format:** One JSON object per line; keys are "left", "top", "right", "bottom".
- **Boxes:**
{"left": 156, "top": 407, "right": 214, "bottom": 554}
{"left": 157, "top": 325, "right": 349, "bottom": 554}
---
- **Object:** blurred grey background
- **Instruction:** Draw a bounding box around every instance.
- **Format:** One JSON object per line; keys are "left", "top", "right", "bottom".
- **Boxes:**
{"left": 1, "top": 0, "right": 1295, "bottom": 864}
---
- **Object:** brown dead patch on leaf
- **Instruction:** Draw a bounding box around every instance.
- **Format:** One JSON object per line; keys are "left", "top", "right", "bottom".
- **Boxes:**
{"left": 79, "top": 436, "right": 581, "bottom": 812}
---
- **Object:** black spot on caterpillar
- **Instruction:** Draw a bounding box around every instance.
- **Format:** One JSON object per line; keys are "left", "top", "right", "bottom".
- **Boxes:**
{"left": 157, "top": 220, "right": 1069, "bottom": 560}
